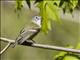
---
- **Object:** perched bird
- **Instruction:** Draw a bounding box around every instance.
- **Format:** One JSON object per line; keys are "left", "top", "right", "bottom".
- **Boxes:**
{"left": 15, "top": 16, "right": 41, "bottom": 46}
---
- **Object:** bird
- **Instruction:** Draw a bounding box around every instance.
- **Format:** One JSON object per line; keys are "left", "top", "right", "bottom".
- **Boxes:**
{"left": 14, "top": 16, "right": 42, "bottom": 46}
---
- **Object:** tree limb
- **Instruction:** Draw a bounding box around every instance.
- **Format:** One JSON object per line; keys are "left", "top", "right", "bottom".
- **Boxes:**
{"left": 0, "top": 37, "right": 80, "bottom": 54}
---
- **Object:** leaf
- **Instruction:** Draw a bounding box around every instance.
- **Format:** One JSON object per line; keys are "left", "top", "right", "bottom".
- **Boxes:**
{"left": 46, "top": 1, "right": 60, "bottom": 22}
{"left": 37, "top": 1, "right": 50, "bottom": 33}
{"left": 63, "top": 56, "right": 79, "bottom": 60}
{"left": 70, "top": 0, "right": 78, "bottom": 9}
{"left": 55, "top": 45, "right": 80, "bottom": 60}
{"left": 41, "top": 17, "right": 49, "bottom": 33}
{"left": 41, "top": 16, "right": 51, "bottom": 34}
{"left": 60, "top": 0, "right": 78, "bottom": 13}
{"left": 55, "top": 52, "right": 67, "bottom": 58}
{"left": 16, "top": 0, "right": 23, "bottom": 10}
{"left": 53, "top": 0, "right": 60, "bottom": 6}
{"left": 59, "top": 0, "right": 64, "bottom": 7}
{"left": 37, "top": 1, "right": 61, "bottom": 33}
{"left": 55, "top": 52, "right": 80, "bottom": 60}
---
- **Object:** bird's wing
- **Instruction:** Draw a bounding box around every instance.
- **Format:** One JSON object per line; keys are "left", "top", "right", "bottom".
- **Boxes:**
{"left": 16, "top": 27, "right": 39, "bottom": 44}
{"left": 21, "top": 29, "right": 37, "bottom": 38}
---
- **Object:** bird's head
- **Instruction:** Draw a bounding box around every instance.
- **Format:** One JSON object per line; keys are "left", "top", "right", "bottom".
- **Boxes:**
{"left": 32, "top": 16, "right": 41, "bottom": 27}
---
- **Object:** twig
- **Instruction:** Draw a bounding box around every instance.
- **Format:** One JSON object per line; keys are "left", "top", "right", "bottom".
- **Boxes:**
{"left": 32, "top": 44, "right": 80, "bottom": 54}
{"left": 0, "top": 42, "right": 11, "bottom": 55}
{"left": 0, "top": 37, "right": 15, "bottom": 43}
{"left": 0, "top": 37, "right": 15, "bottom": 55}
{"left": 0, "top": 37, "right": 80, "bottom": 54}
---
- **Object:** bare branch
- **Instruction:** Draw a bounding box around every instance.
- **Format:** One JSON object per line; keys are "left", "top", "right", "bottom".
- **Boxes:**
{"left": 0, "top": 42, "right": 11, "bottom": 55}
{"left": 0, "top": 37, "right": 15, "bottom": 43}
{"left": 0, "top": 37, "right": 80, "bottom": 54}
{"left": 0, "top": 37, "right": 15, "bottom": 55}
{"left": 32, "top": 44, "right": 80, "bottom": 54}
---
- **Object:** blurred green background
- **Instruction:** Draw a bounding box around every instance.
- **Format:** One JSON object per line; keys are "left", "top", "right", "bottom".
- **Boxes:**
{"left": 1, "top": 1, "right": 80, "bottom": 60}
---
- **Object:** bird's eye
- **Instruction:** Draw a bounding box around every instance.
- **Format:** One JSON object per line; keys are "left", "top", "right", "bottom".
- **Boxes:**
{"left": 36, "top": 16, "right": 38, "bottom": 19}
{"left": 36, "top": 17, "right": 39, "bottom": 20}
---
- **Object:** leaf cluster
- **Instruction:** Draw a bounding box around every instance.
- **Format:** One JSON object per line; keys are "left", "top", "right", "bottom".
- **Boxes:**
{"left": 16, "top": 0, "right": 79, "bottom": 33}
{"left": 55, "top": 44, "right": 80, "bottom": 60}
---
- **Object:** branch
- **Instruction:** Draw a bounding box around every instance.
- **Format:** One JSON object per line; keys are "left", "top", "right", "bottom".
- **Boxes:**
{"left": 32, "top": 44, "right": 80, "bottom": 54}
{"left": 0, "top": 37, "right": 80, "bottom": 54}
{"left": 0, "top": 37, "right": 15, "bottom": 43}
{"left": 0, "top": 37, "right": 15, "bottom": 55}
{"left": 0, "top": 42, "right": 11, "bottom": 55}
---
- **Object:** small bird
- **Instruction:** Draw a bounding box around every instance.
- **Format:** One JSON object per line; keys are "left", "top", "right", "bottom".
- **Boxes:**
{"left": 15, "top": 16, "right": 41, "bottom": 46}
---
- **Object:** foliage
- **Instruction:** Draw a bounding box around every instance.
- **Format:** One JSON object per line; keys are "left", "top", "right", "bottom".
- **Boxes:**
{"left": 55, "top": 52, "right": 80, "bottom": 60}
{"left": 55, "top": 44, "right": 80, "bottom": 60}
{"left": 37, "top": 1, "right": 61, "bottom": 33}
{"left": 59, "top": 0, "right": 78, "bottom": 13}
{"left": 16, "top": 0, "right": 79, "bottom": 33}
{"left": 16, "top": 0, "right": 23, "bottom": 11}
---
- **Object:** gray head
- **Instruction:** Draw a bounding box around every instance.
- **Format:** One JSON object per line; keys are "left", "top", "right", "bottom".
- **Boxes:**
{"left": 32, "top": 16, "right": 41, "bottom": 27}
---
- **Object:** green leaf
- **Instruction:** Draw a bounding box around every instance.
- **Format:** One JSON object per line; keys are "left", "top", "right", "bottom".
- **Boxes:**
{"left": 59, "top": 0, "right": 65, "bottom": 7}
{"left": 55, "top": 52, "right": 67, "bottom": 58}
{"left": 16, "top": 0, "right": 23, "bottom": 10}
{"left": 70, "top": 0, "right": 78, "bottom": 9}
{"left": 63, "top": 56, "right": 79, "bottom": 60}
{"left": 55, "top": 45, "right": 80, "bottom": 60}
{"left": 37, "top": 1, "right": 61, "bottom": 33}
{"left": 47, "top": 1, "right": 60, "bottom": 22}
{"left": 59, "top": 0, "right": 78, "bottom": 13}
{"left": 38, "top": 1, "right": 50, "bottom": 33}
{"left": 53, "top": 0, "right": 60, "bottom": 6}
{"left": 41, "top": 17, "right": 49, "bottom": 34}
